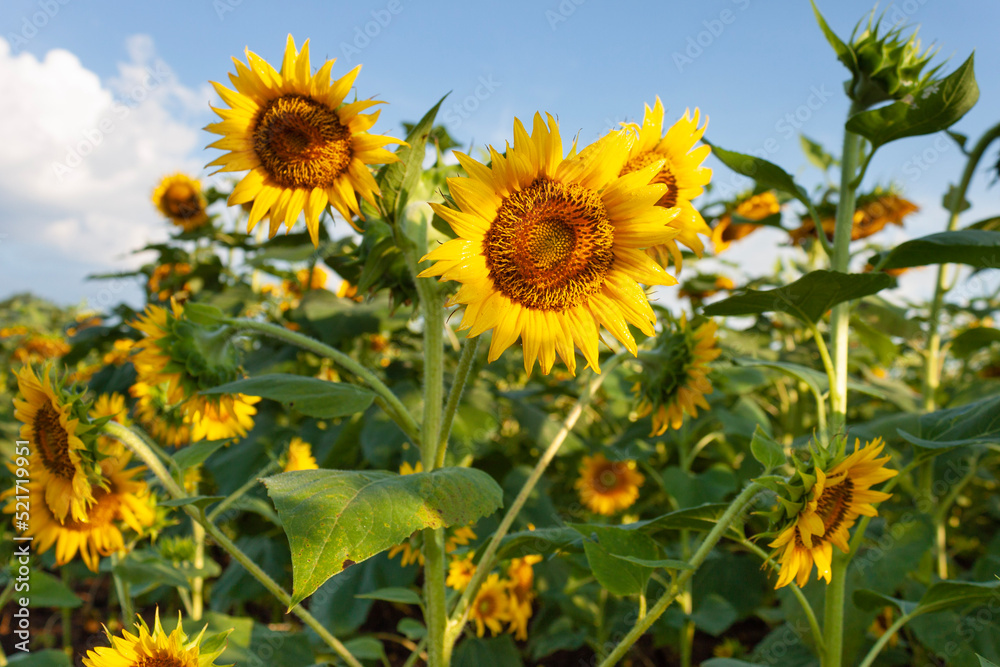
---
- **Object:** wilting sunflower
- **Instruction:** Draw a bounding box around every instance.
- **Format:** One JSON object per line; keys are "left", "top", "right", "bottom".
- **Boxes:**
{"left": 12, "top": 365, "right": 99, "bottom": 523}
{"left": 153, "top": 174, "right": 210, "bottom": 232}
{"left": 206, "top": 35, "right": 404, "bottom": 245}
{"left": 789, "top": 190, "right": 918, "bottom": 244}
{"left": 711, "top": 191, "right": 781, "bottom": 253}
{"left": 634, "top": 316, "right": 720, "bottom": 435}
{"left": 469, "top": 573, "right": 512, "bottom": 638}
{"left": 420, "top": 113, "right": 682, "bottom": 375}
{"left": 10, "top": 448, "right": 156, "bottom": 572}
{"left": 83, "top": 609, "right": 230, "bottom": 667}
{"left": 283, "top": 437, "right": 319, "bottom": 472}
{"left": 618, "top": 98, "right": 712, "bottom": 272}
{"left": 574, "top": 453, "right": 645, "bottom": 515}
{"left": 769, "top": 438, "right": 897, "bottom": 589}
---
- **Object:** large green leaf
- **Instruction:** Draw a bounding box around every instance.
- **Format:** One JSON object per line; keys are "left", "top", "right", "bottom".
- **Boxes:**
{"left": 874, "top": 230, "right": 1000, "bottom": 271}
{"left": 376, "top": 95, "right": 447, "bottom": 223}
{"left": 7, "top": 651, "right": 72, "bottom": 666}
{"left": 493, "top": 526, "right": 582, "bottom": 560}
{"left": 263, "top": 467, "right": 503, "bottom": 605}
{"left": 202, "top": 374, "right": 375, "bottom": 419}
{"left": 570, "top": 524, "right": 660, "bottom": 596}
{"left": 899, "top": 394, "right": 1000, "bottom": 450}
{"left": 846, "top": 54, "right": 979, "bottom": 151}
{"left": 952, "top": 327, "right": 1000, "bottom": 358}
{"left": 707, "top": 143, "right": 809, "bottom": 205}
{"left": 704, "top": 270, "right": 894, "bottom": 323}
{"left": 810, "top": 0, "right": 856, "bottom": 73}
{"left": 181, "top": 612, "right": 310, "bottom": 667}
{"left": 917, "top": 580, "right": 1000, "bottom": 616}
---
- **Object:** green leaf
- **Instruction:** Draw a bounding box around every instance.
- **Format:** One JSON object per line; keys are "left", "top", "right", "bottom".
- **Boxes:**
{"left": 899, "top": 394, "right": 1000, "bottom": 451}
{"left": 21, "top": 569, "right": 82, "bottom": 608}
{"left": 182, "top": 612, "right": 313, "bottom": 667}
{"left": 454, "top": 635, "right": 523, "bottom": 667}
{"left": 875, "top": 230, "right": 1000, "bottom": 271}
{"left": 810, "top": 0, "right": 856, "bottom": 73}
{"left": 202, "top": 374, "right": 375, "bottom": 419}
{"left": 846, "top": 53, "right": 979, "bottom": 151}
{"left": 660, "top": 467, "right": 738, "bottom": 509}
{"left": 7, "top": 650, "right": 72, "bottom": 666}
{"left": 569, "top": 524, "right": 660, "bottom": 596}
{"left": 979, "top": 656, "right": 1000, "bottom": 667}
{"left": 707, "top": 143, "right": 810, "bottom": 205}
{"left": 493, "top": 526, "right": 582, "bottom": 561}
{"left": 355, "top": 587, "right": 422, "bottom": 605}
{"left": 112, "top": 549, "right": 222, "bottom": 591}
{"left": 183, "top": 302, "right": 227, "bottom": 325}
{"left": 853, "top": 588, "right": 918, "bottom": 615}
{"left": 609, "top": 554, "right": 694, "bottom": 570}
{"left": 704, "top": 270, "right": 893, "bottom": 323}
{"left": 171, "top": 440, "right": 228, "bottom": 471}
{"left": 341, "top": 637, "right": 387, "bottom": 662}
{"left": 916, "top": 579, "right": 1000, "bottom": 616}
{"left": 952, "top": 327, "right": 1000, "bottom": 358}
{"left": 263, "top": 467, "right": 503, "bottom": 605}
{"left": 376, "top": 95, "right": 447, "bottom": 223}
{"left": 703, "top": 660, "right": 766, "bottom": 667}
{"left": 630, "top": 503, "right": 744, "bottom": 539}
{"left": 968, "top": 216, "right": 1000, "bottom": 231}
{"left": 397, "top": 618, "right": 427, "bottom": 641}
{"left": 750, "top": 425, "right": 785, "bottom": 471}
{"left": 800, "top": 133, "right": 835, "bottom": 171}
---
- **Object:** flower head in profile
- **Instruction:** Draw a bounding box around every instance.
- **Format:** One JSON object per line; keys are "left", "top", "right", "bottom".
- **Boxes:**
{"left": 574, "top": 453, "right": 645, "bottom": 516}
{"left": 420, "top": 112, "right": 682, "bottom": 375}
{"left": 153, "top": 174, "right": 210, "bottom": 232}
{"left": 206, "top": 35, "right": 404, "bottom": 245}
{"left": 768, "top": 438, "right": 897, "bottom": 589}
{"left": 633, "top": 316, "right": 720, "bottom": 435}
{"left": 83, "top": 609, "right": 231, "bottom": 667}
{"left": 711, "top": 191, "right": 781, "bottom": 253}
{"left": 789, "top": 189, "right": 918, "bottom": 244}
{"left": 618, "top": 98, "right": 712, "bottom": 272}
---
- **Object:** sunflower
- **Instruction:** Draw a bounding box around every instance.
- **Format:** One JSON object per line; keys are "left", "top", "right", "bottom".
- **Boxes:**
{"left": 206, "top": 35, "right": 404, "bottom": 245}
{"left": 634, "top": 316, "right": 720, "bottom": 435}
{"left": 711, "top": 191, "right": 781, "bottom": 253}
{"left": 152, "top": 174, "right": 210, "bottom": 232}
{"left": 131, "top": 381, "right": 192, "bottom": 448}
{"left": 769, "top": 438, "right": 897, "bottom": 589}
{"left": 789, "top": 191, "right": 918, "bottom": 244}
{"left": 505, "top": 554, "right": 541, "bottom": 640}
{"left": 82, "top": 609, "right": 230, "bottom": 667}
{"left": 103, "top": 339, "right": 136, "bottom": 366}
{"left": 9, "top": 448, "right": 155, "bottom": 572}
{"left": 148, "top": 262, "right": 194, "bottom": 302}
{"left": 618, "top": 98, "right": 712, "bottom": 273}
{"left": 91, "top": 392, "right": 131, "bottom": 458}
{"left": 469, "top": 573, "right": 512, "bottom": 638}
{"left": 420, "top": 113, "right": 682, "bottom": 375}
{"left": 11, "top": 334, "right": 70, "bottom": 365}
{"left": 12, "top": 365, "right": 98, "bottom": 523}
{"left": 283, "top": 437, "right": 319, "bottom": 472}
{"left": 184, "top": 394, "right": 260, "bottom": 442}
{"left": 447, "top": 552, "right": 477, "bottom": 591}
{"left": 574, "top": 453, "right": 644, "bottom": 516}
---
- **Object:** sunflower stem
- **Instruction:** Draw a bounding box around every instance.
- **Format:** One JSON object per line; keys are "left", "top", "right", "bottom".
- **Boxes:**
{"left": 445, "top": 354, "right": 626, "bottom": 652}
{"left": 856, "top": 612, "right": 910, "bottom": 667}
{"left": 110, "top": 552, "right": 134, "bottom": 625}
{"left": 597, "top": 482, "right": 764, "bottom": 667}
{"left": 822, "top": 551, "right": 848, "bottom": 667}
{"left": 435, "top": 336, "right": 481, "bottom": 469}
{"left": 103, "top": 421, "right": 365, "bottom": 667}
{"left": 224, "top": 317, "right": 421, "bottom": 446}
{"left": 191, "top": 506, "right": 206, "bottom": 621}
{"left": 828, "top": 102, "right": 864, "bottom": 437}
{"left": 207, "top": 459, "right": 282, "bottom": 523}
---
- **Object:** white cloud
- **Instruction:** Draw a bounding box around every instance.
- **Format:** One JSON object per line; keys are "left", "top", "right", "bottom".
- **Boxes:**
{"left": 0, "top": 35, "right": 212, "bottom": 308}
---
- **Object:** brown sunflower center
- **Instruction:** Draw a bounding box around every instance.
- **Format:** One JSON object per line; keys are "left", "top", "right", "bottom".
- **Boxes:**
{"left": 484, "top": 179, "right": 614, "bottom": 311}
{"left": 163, "top": 183, "right": 202, "bottom": 219}
{"left": 477, "top": 593, "right": 497, "bottom": 616}
{"left": 593, "top": 463, "right": 624, "bottom": 494}
{"left": 621, "top": 151, "right": 678, "bottom": 208}
{"left": 253, "top": 94, "right": 352, "bottom": 189}
{"left": 135, "top": 652, "right": 188, "bottom": 667}
{"left": 34, "top": 402, "right": 76, "bottom": 480}
{"left": 816, "top": 478, "right": 854, "bottom": 534}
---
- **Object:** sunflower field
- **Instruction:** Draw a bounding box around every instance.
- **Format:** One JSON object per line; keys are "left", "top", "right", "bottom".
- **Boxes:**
{"left": 3, "top": 4, "right": 1000, "bottom": 666}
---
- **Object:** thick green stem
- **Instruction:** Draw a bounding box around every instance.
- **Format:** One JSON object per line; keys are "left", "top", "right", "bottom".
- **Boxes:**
{"left": 104, "top": 422, "right": 364, "bottom": 667}
{"left": 424, "top": 528, "right": 449, "bottom": 667}
{"left": 436, "top": 336, "right": 481, "bottom": 469}
{"left": 419, "top": 285, "right": 445, "bottom": 472}
{"left": 822, "top": 551, "right": 848, "bottom": 667}
{"left": 922, "top": 122, "right": 1000, "bottom": 412}
{"left": 446, "top": 354, "right": 626, "bottom": 650}
{"left": 226, "top": 317, "right": 421, "bottom": 446}
{"left": 828, "top": 103, "right": 864, "bottom": 434}
{"left": 598, "top": 483, "right": 763, "bottom": 667}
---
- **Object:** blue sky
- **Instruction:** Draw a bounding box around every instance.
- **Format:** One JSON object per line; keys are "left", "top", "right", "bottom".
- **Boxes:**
{"left": 2, "top": 0, "right": 998, "bottom": 310}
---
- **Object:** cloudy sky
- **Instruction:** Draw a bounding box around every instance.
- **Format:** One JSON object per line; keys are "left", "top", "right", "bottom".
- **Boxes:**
{"left": 1, "top": 0, "right": 998, "bottom": 311}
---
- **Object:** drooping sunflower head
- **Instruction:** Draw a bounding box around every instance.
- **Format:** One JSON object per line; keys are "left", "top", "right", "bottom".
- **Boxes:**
{"left": 789, "top": 187, "right": 917, "bottom": 245}
{"left": 766, "top": 437, "right": 897, "bottom": 589}
{"left": 12, "top": 364, "right": 102, "bottom": 523}
{"left": 574, "top": 452, "right": 644, "bottom": 516}
{"left": 677, "top": 273, "right": 736, "bottom": 302}
{"left": 421, "top": 112, "right": 683, "bottom": 376}
{"left": 618, "top": 97, "right": 712, "bottom": 272}
{"left": 153, "top": 174, "right": 210, "bottom": 232}
{"left": 206, "top": 35, "right": 404, "bottom": 245}
{"left": 711, "top": 191, "right": 781, "bottom": 253}
{"left": 633, "top": 315, "right": 720, "bottom": 435}
{"left": 82, "top": 609, "right": 231, "bottom": 667}
{"left": 470, "top": 573, "right": 512, "bottom": 638}
{"left": 283, "top": 437, "right": 319, "bottom": 472}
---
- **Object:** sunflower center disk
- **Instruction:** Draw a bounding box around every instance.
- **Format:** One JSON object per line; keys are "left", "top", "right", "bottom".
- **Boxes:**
{"left": 164, "top": 184, "right": 201, "bottom": 219}
{"left": 595, "top": 466, "right": 621, "bottom": 493}
{"left": 816, "top": 478, "right": 854, "bottom": 534}
{"left": 34, "top": 402, "right": 76, "bottom": 480}
{"left": 253, "top": 94, "right": 352, "bottom": 189}
{"left": 485, "top": 179, "right": 614, "bottom": 311}
{"left": 622, "top": 151, "right": 679, "bottom": 208}
{"left": 135, "top": 654, "right": 186, "bottom": 667}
